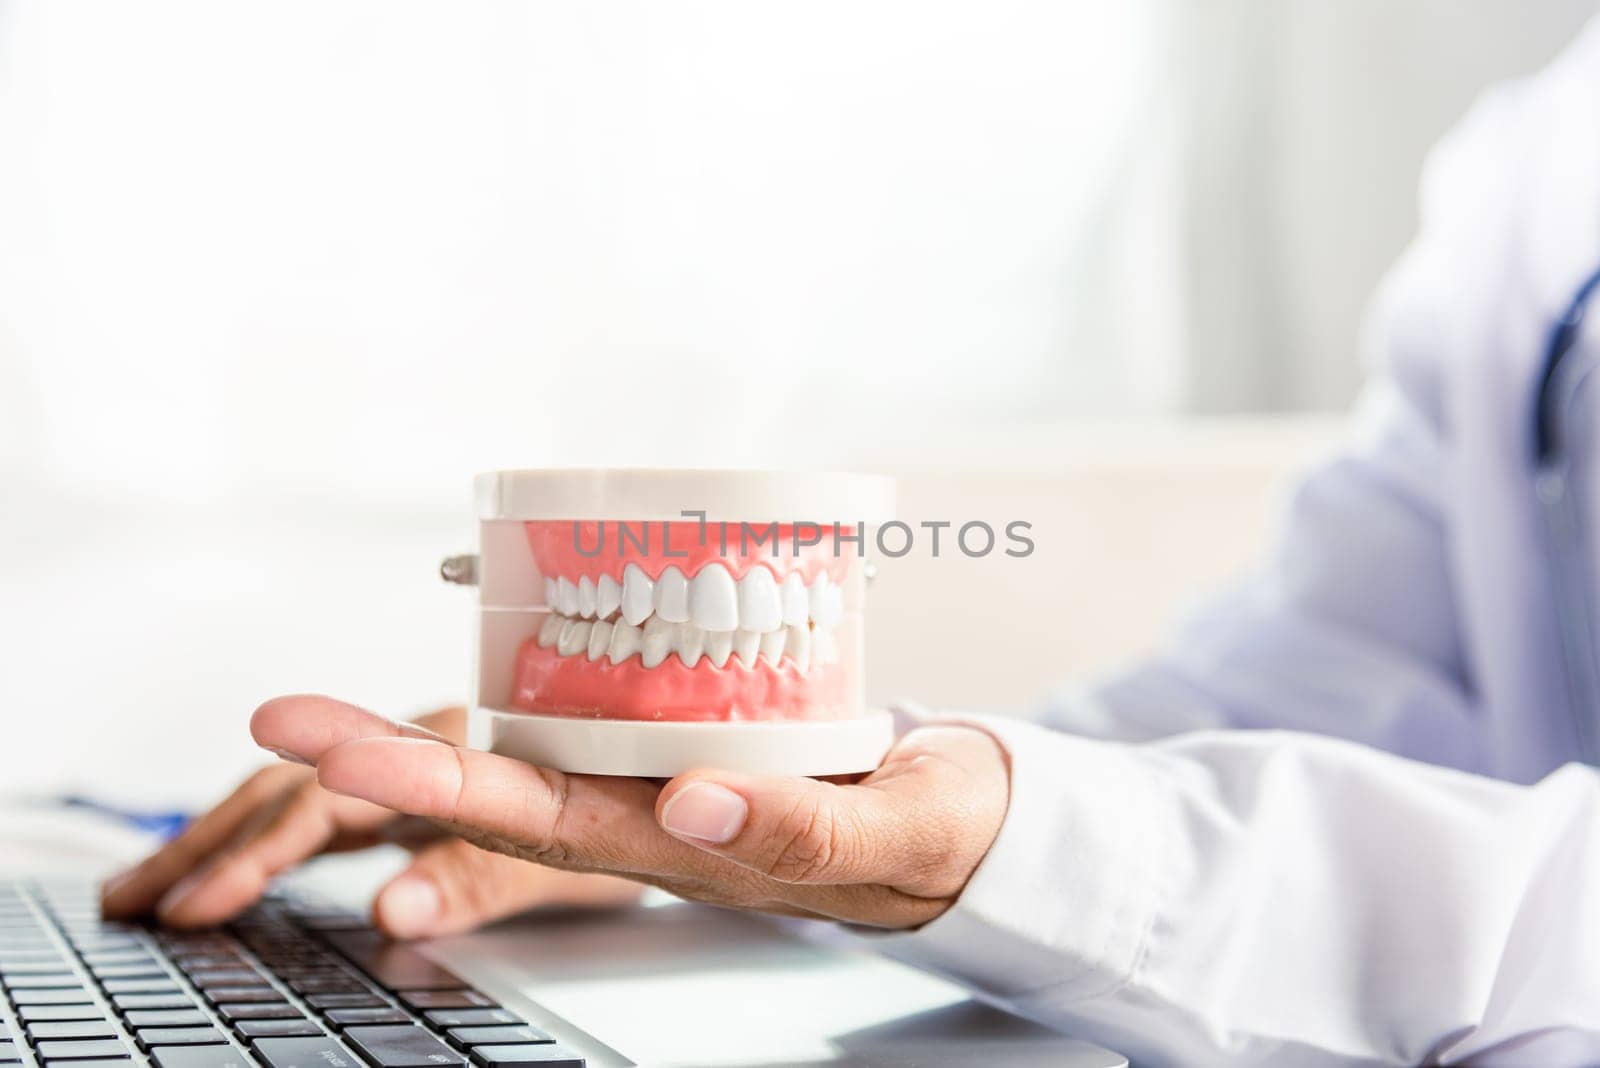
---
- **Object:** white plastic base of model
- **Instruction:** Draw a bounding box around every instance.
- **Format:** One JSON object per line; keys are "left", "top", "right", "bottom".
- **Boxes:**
{"left": 469, "top": 706, "right": 896, "bottom": 777}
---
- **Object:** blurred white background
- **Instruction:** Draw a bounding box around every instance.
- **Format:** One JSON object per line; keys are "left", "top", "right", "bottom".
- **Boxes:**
{"left": 2, "top": 1, "right": 1595, "bottom": 804}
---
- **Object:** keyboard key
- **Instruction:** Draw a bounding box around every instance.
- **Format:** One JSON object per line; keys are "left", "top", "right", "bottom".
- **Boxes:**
{"left": 2, "top": 960, "right": 71, "bottom": 975}
{"left": 70, "top": 940, "right": 140, "bottom": 955}
{"left": 306, "top": 994, "right": 387, "bottom": 1011}
{"left": 137, "top": 1028, "right": 227, "bottom": 1048}
{"left": 235, "top": 1021, "right": 325, "bottom": 1040}
{"left": 444, "top": 1028, "right": 552, "bottom": 1049}
{"left": 322, "top": 936, "right": 463, "bottom": 993}
{"left": 15, "top": 989, "right": 99, "bottom": 1005}
{"left": 341, "top": 1025, "right": 464, "bottom": 1067}
{"left": 171, "top": 956, "right": 246, "bottom": 972}
{"left": 64, "top": 923, "right": 134, "bottom": 937}
{"left": 323, "top": 1009, "right": 412, "bottom": 1029}
{"left": 33, "top": 1039, "right": 132, "bottom": 1060}
{"left": 90, "top": 964, "right": 169, "bottom": 980}
{"left": 124, "top": 1011, "right": 211, "bottom": 1029}
{"left": 253, "top": 1036, "right": 362, "bottom": 1068}
{"left": 213, "top": 1003, "right": 303, "bottom": 1023}
{"left": 468, "top": 1047, "right": 584, "bottom": 1068}
{"left": 26, "top": 1022, "right": 120, "bottom": 1041}
{"left": 113, "top": 994, "right": 196, "bottom": 1011}
{"left": 187, "top": 971, "right": 261, "bottom": 988}
{"left": 43, "top": 1061, "right": 140, "bottom": 1068}
{"left": 6, "top": 974, "right": 83, "bottom": 989}
{"left": 421, "top": 1012, "right": 520, "bottom": 1030}
{"left": 289, "top": 977, "right": 368, "bottom": 995}
{"left": 202, "top": 987, "right": 279, "bottom": 1004}
{"left": 102, "top": 980, "right": 181, "bottom": 995}
{"left": 80, "top": 952, "right": 154, "bottom": 967}
{"left": 397, "top": 992, "right": 493, "bottom": 1012}
{"left": 273, "top": 966, "right": 343, "bottom": 981}
{"left": 0, "top": 1042, "right": 17, "bottom": 1062}
{"left": 149, "top": 1046, "right": 255, "bottom": 1068}
{"left": 0, "top": 951, "right": 66, "bottom": 965}
{"left": 19, "top": 1005, "right": 106, "bottom": 1023}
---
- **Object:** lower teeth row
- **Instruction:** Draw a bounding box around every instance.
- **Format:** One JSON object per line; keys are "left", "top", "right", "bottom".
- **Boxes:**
{"left": 537, "top": 612, "right": 836, "bottom": 670}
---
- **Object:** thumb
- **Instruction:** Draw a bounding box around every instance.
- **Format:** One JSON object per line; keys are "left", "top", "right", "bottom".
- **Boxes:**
{"left": 654, "top": 771, "right": 917, "bottom": 888}
{"left": 655, "top": 726, "right": 1008, "bottom": 893}
{"left": 373, "top": 838, "right": 642, "bottom": 939}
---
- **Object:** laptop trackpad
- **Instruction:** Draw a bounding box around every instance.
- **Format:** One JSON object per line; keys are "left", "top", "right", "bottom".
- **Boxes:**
{"left": 422, "top": 901, "right": 1123, "bottom": 1068}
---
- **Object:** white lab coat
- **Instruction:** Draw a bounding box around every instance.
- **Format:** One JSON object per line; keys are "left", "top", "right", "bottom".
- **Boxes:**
{"left": 877, "top": 18, "right": 1600, "bottom": 1068}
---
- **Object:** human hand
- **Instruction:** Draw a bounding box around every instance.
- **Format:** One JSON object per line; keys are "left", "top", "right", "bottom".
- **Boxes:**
{"left": 251, "top": 696, "right": 1011, "bottom": 928}
{"left": 101, "top": 706, "right": 642, "bottom": 937}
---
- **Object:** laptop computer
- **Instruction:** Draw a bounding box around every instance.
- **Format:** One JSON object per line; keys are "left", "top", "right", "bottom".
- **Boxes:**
{"left": 0, "top": 843, "right": 1124, "bottom": 1068}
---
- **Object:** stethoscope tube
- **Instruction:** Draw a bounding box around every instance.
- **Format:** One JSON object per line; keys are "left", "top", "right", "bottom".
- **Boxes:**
{"left": 1532, "top": 263, "right": 1600, "bottom": 765}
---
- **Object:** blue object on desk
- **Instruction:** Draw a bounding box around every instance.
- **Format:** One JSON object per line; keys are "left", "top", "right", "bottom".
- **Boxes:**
{"left": 58, "top": 796, "right": 191, "bottom": 840}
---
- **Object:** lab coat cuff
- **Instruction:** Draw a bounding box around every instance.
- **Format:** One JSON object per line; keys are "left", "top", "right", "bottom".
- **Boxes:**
{"left": 866, "top": 702, "right": 1171, "bottom": 1001}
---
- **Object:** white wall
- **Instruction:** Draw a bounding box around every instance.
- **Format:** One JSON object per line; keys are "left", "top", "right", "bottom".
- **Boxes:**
{"left": 1164, "top": 0, "right": 1599, "bottom": 411}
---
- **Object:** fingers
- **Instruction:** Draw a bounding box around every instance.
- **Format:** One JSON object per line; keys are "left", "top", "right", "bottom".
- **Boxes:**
{"left": 373, "top": 839, "right": 643, "bottom": 940}
{"left": 656, "top": 726, "right": 1010, "bottom": 897}
{"left": 105, "top": 698, "right": 470, "bottom": 926}
{"left": 306, "top": 719, "right": 1008, "bottom": 931}
{"left": 314, "top": 738, "right": 693, "bottom": 876}
{"left": 101, "top": 763, "right": 309, "bottom": 919}
{"left": 250, "top": 695, "right": 447, "bottom": 765}
{"left": 156, "top": 786, "right": 392, "bottom": 928}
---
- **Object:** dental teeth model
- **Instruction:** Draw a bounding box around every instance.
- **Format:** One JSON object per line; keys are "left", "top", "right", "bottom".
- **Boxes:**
{"left": 460, "top": 469, "right": 897, "bottom": 776}
{"left": 535, "top": 567, "right": 840, "bottom": 669}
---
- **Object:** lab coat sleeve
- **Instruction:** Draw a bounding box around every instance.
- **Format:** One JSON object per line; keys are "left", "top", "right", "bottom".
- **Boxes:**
{"left": 874, "top": 713, "right": 1600, "bottom": 1067}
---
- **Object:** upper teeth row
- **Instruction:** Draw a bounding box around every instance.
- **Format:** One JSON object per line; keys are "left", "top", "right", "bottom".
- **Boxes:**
{"left": 536, "top": 613, "right": 838, "bottom": 671}
{"left": 542, "top": 564, "right": 842, "bottom": 633}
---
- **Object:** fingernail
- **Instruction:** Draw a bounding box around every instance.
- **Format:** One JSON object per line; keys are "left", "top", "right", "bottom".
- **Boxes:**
{"left": 377, "top": 876, "right": 440, "bottom": 938}
{"left": 397, "top": 721, "right": 447, "bottom": 742}
{"left": 264, "top": 746, "right": 313, "bottom": 767}
{"left": 660, "top": 783, "right": 748, "bottom": 844}
{"left": 100, "top": 866, "right": 139, "bottom": 902}
{"left": 156, "top": 869, "right": 207, "bottom": 918}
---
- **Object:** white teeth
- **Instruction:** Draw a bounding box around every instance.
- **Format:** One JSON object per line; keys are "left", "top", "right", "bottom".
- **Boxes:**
{"left": 542, "top": 567, "right": 839, "bottom": 669}
{"left": 704, "top": 630, "right": 734, "bottom": 668}
{"left": 641, "top": 616, "right": 675, "bottom": 668}
{"left": 733, "top": 629, "right": 761, "bottom": 666}
{"left": 737, "top": 568, "right": 782, "bottom": 633}
{"left": 608, "top": 620, "right": 642, "bottom": 664}
{"left": 689, "top": 565, "right": 739, "bottom": 631}
{"left": 676, "top": 623, "right": 705, "bottom": 668}
{"left": 557, "top": 618, "right": 592, "bottom": 657}
{"left": 655, "top": 566, "right": 690, "bottom": 623}
{"left": 813, "top": 624, "right": 839, "bottom": 664}
{"left": 557, "top": 577, "right": 579, "bottom": 617}
{"left": 586, "top": 619, "right": 613, "bottom": 661}
{"left": 622, "top": 564, "right": 654, "bottom": 626}
{"left": 781, "top": 572, "right": 809, "bottom": 627}
{"left": 809, "top": 577, "right": 843, "bottom": 627}
{"left": 596, "top": 574, "right": 622, "bottom": 620}
{"left": 785, "top": 623, "right": 811, "bottom": 671}
{"left": 758, "top": 627, "right": 787, "bottom": 665}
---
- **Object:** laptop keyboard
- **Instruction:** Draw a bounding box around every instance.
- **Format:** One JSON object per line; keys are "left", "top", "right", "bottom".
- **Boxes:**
{"left": 0, "top": 881, "right": 586, "bottom": 1068}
